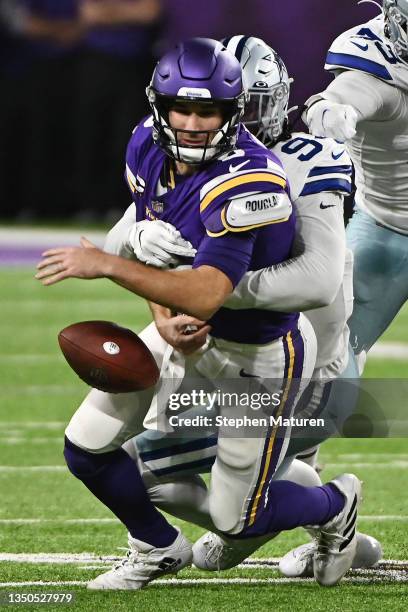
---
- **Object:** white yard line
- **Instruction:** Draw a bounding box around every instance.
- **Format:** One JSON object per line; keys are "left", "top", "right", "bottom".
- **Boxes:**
{"left": 0, "top": 515, "right": 406, "bottom": 525}
{"left": 332, "top": 515, "right": 407, "bottom": 521}
{"left": 0, "top": 228, "right": 105, "bottom": 247}
{"left": 337, "top": 454, "right": 408, "bottom": 460}
{"left": 369, "top": 342, "right": 408, "bottom": 360}
{"left": 0, "top": 581, "right": 87, "bottom": 587}
{"left": 0, "top": 422, "right": 65, "bottom": 429}
{"left": 241, "top": 558, "right": 408, "bottom": 567}
{"left": 0, "top": 519, "right": 118, "bottom": 524}
{"left": 324, "top": 461, "right": 408, "bottom": 469}
{"left": 0, "top": 555, "right": 406, "bottom": 587}
{"left": 0, "top": 553, "right": 119, "bottom": 564}
{"left": 0, "top": 438, "right": 62, "bottom": 445}
{"left": 75, "top": 562, "right": 408, "bottom": 572}
{"left": 0, "top": 575, "right": 407, "bottom": 587}
{"left": 0, "top": 355, "right": 63, "bottom": 363}
{"left": 1, "top": 553, "right": 407, "bottom": 569}
{"left": 150, "top": 574, "right": 408, "bottom": 584}
{"left": 1, "top": 385, "right": 79, "bottom": 394}
{"left": 0, "top": 466, "right": 67, "bottom": 473}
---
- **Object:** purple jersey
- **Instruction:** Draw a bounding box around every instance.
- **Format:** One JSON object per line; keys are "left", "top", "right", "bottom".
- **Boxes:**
{"left": 125, "top": 116, "right": 299, "bottom": 344}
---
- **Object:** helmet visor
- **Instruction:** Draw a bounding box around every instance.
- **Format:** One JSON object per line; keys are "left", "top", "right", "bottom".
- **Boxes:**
{"left": 386, "top": 3, "right": 408, "bottom": 60}
{"left": 149, "top": 91, "right": 244, "bottom": 163}
{"left": 243, "top": 83, "right": 289, "bottom": 144}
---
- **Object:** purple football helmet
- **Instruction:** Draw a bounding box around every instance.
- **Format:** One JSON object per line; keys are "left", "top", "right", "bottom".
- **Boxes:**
{"left": 146, "top": 37, "right": 246, "bottom": 164}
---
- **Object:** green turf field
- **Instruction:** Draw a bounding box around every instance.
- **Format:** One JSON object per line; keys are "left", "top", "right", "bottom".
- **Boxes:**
{"left": 1, "top": 269, "right": 407, "bottom": 611}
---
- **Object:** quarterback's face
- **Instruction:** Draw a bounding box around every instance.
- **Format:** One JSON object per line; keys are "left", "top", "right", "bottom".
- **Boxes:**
{"left": 168, "top": 101, "right": 223, "bottom": 146}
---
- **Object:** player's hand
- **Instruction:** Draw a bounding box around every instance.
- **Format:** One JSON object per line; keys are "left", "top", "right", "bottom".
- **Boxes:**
{"left": 306, "top": 100, "right": 358, "bottom": 141}
{"left": 35, "top": 237, "right": 109, "bottom": 285}
{"left": 129, "top": 220, "right": 196, "bottom": 268}
{"left": 155, "top": 314, "right": 211, "bottom": 355}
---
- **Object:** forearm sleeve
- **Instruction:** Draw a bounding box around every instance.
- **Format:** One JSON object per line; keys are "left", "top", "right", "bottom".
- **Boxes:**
{"left": 306, "top": 70, "right": 388, "bottom": 122}
{"left": 225, "top": 193, "right": 346, "bottom": 312}
{"left": 103, "top": 203, "right": 136, "bottom": 258}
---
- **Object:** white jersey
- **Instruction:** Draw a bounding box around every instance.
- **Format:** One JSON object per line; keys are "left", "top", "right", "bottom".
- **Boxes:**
{"left": 305, "top": 248, "right": 353, "bottom": 379}
{"left": 273, "top": 133, "right": 353, "bottom": 376}
{"left": 229, "top": 132, "right": 353, "bottom": 375}
{"left": 273, "top": 131, "right": 352, "bottom": 202}
{"left": 323, "top": 15, "right": 408, "bottom": 234}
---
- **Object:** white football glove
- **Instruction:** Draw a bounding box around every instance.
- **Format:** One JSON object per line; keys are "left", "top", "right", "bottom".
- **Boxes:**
{"left": 128, "top": 219, "right": 196, "bottom": 268}
{"left": 306, "top": 99, "right": 358, "bottom": 142}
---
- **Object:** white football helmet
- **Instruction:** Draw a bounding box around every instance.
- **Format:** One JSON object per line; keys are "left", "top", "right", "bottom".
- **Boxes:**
{"left": 222, "top": 35, "right": 292, "bottom": 145}
{"left": 383, "top": 0, "right": 408, "bottom": 62}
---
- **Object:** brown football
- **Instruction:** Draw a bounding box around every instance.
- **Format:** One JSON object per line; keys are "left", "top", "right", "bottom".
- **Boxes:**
{"left": 58, "top": 321, "right": 159, "bottom": 393}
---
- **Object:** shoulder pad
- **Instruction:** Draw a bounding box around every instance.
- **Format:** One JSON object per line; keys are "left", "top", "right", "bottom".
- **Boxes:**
{"left": 325, "top": 16, "right": 403, "bottom": 83}
{"left": 200, "top": 160, "right": 287, "bottom": 210}
{"left": 199, "top": 161, "right": 288, "bottom": 236}
{"left": 222, "top": 191, "right": 292, "bottom": 232}
{"left": 275, "top": 133, "right": 353, "bottom": 200}
{"left": 125, "top": 115, "right": 153, "bottom": 194}
{"left": 202, "top": 189, "right": 292, "bottom": 236}
{"left": 130, "top": 114, "right": 154, "bottom": 139}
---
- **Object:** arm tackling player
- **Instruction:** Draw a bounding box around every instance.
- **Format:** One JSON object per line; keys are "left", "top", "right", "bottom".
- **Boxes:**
{"left": 36, "top": 38, "right": 362, "bottom": 590}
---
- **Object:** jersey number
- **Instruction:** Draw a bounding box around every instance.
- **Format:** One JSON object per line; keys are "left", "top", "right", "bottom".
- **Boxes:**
{"left": 281, "top": 137, "right": 323, "bottom": 161}
{"left": 355, "top": 27, "right": 401, "bottom": 65}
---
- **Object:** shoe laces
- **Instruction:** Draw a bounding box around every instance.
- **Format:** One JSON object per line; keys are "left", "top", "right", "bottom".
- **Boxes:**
{"left": 113, "top": 546, "right": 149, "bottom": 572}
{"left": 316, "top": 530, "right": 348, "bottom": 557}
{"left": 203, "top": 534, "right": 235, "bottom": 571}
{"left": 296, "top": 543, "right": 316, "bottom": 563}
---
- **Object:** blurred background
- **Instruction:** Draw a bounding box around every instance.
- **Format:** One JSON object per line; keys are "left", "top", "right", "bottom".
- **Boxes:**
{"left": 0, "top": 0, "right": 379, "bottom": 223}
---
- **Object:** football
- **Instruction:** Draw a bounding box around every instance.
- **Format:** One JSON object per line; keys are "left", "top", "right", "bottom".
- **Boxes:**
{"left": 58, "top": 320, "right": 160, "bottom": 393}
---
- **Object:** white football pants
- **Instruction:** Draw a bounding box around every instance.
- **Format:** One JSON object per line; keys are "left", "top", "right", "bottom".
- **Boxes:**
{"left": 65, "top": 315, "right": 316, "bottom": 535}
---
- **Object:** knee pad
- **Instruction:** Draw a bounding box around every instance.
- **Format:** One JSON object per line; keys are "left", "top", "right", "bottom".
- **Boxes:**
{"left": 278, "top": 458, "right": 322, "bottom": 487}
{"left": 65, "top": 400, "right": 125, "bottom": 453}
{"left": 66, "top": 387, "right": 152, "bottom": 453}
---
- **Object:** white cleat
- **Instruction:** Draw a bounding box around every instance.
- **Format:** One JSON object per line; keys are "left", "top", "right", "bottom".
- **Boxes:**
{"left": 352, "top": 532, "right": 383, "bottom": 568}
{"left": 193, "top": 531, "right": 271, "bottom": 571}
{"left": 87, "top": 529, "right": 192, "bottom": 590}
{"left": 279, "top": 541, "right": 316, "bottom": 578}
{"left": 279, "top": 532, "right": 382, "bottom": 578}
{"left": 312, "top": 473, "right": 362, "bottom": 586}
